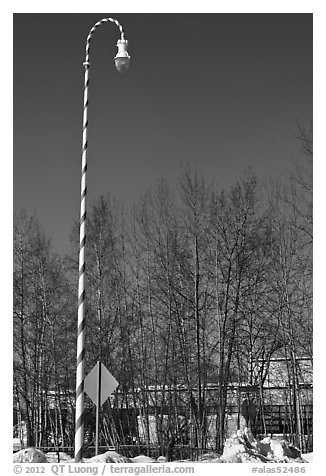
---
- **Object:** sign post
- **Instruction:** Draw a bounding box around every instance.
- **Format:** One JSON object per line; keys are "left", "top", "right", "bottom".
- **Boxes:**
{"left": 95, "top": 362, "right": 102, "bottom": 455}
{"left": 84, "top": 361, "right": 119, "bottom": 455}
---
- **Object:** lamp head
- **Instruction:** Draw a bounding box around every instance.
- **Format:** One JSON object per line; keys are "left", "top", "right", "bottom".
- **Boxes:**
{"left": 115, "top": 38, "right": 130, "bottom": 73}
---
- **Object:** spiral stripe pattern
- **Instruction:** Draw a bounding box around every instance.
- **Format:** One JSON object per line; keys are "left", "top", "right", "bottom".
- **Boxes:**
{"left": 74, "top": 17, "right": 126, "bottom": 463}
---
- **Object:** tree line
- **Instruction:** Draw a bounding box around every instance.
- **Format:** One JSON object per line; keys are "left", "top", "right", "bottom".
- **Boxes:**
{"left": 13, "top": 126, "right": 312, "bottom": 454}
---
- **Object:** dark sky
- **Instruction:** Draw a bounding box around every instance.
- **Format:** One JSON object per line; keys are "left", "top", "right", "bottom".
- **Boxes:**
{"left": 13, "top": 13, "right": 312, "bottom": 255}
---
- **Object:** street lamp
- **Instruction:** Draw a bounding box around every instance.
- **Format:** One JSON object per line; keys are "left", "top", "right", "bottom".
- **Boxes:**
{"left": 115, "top": 38, "right": 131, "bottom": 72}
{"left": 75, "top": 17, "right": 130, "bottom": 463}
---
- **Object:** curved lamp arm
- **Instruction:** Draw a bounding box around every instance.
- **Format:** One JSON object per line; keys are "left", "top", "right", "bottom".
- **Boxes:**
{"left": 83, "top": 17, "right": 131, "bottom": 71}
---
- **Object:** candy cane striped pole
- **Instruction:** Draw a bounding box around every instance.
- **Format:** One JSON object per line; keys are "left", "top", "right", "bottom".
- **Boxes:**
{"left": 75, "top": 17, "right": 129, "bottom": 463}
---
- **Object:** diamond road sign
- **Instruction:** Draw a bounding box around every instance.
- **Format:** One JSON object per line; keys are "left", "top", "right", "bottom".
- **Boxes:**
{"left": 84, "top": 362, "right": 119, "bottom": 407}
